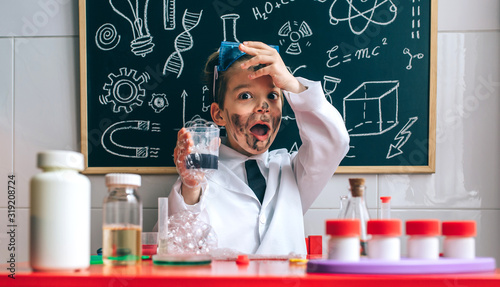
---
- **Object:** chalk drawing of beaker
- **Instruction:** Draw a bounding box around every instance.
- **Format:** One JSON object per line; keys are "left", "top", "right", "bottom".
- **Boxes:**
{"left": 221, "top": 14, "right": 240, "bottom": 43}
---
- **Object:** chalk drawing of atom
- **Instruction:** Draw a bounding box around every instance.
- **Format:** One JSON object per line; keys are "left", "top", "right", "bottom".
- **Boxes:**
{"left": 329, "top": 0, "right": 398, "bottom": 35}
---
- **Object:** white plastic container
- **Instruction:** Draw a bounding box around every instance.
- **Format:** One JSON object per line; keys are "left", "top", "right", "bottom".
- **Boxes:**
{"left": 30, "top": 150, "right": 90, "bottom": 271}
{"left": 406, "top": 219, "right": 440, "bottom": 260}
{"left": 367, "top": 219, "right": 402, "bottom": 261}
{"left": 326, "top": 219, "right": 360, "bottom": 262}
{"left": 442, "top": 221, "right": 476, "bottom": 259}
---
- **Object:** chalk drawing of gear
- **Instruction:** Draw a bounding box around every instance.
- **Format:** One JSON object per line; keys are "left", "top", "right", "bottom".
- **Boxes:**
{"left": 100, "top": 67, "right": 146, "bottom": 113}
{"left": 101, "top": 120, "right": 161, "bottom": 158}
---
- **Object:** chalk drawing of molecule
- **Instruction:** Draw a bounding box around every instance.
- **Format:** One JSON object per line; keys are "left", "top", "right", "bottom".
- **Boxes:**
{"left": 329, "top": 0, "right": 398, "bottom": 35}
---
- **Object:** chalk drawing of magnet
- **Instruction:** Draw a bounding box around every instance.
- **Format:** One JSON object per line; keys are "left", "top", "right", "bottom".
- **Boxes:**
{"left": 101, "top": 120, "right": 161, "bottom": 158}
{"left": 343, "top": 81, "right": 399, "bottom": 137}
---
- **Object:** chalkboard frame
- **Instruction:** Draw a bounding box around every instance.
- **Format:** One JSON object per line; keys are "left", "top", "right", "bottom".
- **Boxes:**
{"left": 78, "top": 0, "right": 437, "bottom": 174}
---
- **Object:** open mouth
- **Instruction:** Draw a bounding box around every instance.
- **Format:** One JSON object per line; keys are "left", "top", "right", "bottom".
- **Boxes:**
{"left": 249, "top": 122, "right": 271, "bottom": 140}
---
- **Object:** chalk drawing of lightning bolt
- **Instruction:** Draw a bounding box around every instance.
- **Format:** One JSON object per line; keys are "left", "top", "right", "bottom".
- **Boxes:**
{"left": 386, "top": 117, "right": 418, "bottom": 159}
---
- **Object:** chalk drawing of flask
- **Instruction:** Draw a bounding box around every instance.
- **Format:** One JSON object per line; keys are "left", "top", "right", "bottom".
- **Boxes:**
{"left": 221, "top": 14, "right": 240, "bottom": 43}
{"left": 109, "top": 0, "right": 155, "bottom": 57}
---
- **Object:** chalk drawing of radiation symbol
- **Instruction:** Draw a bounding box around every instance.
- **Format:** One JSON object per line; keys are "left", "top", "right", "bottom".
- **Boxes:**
{"left": 329, "top": 0, "right": 398, "bottom": 35}
{"left": 101, "top": 120, "right": 161, "bottom": 158}
{"left": 100, "top": 67, "right": 146, "bottom": 113}
{"left": 278, "top": 21, "right": 313, "bottom": 55}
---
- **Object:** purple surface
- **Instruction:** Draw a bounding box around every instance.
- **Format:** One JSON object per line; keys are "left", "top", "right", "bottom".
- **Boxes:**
{"left": 307, "top": 257, "right": 496, "bottom": 274}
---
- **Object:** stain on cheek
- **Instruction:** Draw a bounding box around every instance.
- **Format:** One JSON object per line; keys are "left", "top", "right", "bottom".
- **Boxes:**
{"left": 231, "top": 114, "right": 244, "bottom": 134}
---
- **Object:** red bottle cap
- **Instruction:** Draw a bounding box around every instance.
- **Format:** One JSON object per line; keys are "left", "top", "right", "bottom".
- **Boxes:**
{"left": 380, "top": 196, "right": 391, "bottom": 203}
{"left": 442, "top": 221, "right": 476, "bottom": 237}
{"left": 367, "top": 219, "right": 402, "bottom": 236}
{"left": 326, "top": 219, "right": 360, "bottom": 236}
{"left": 406, "top": 219, "right": 441, "bottom": 236}
{"left": 236, "top": 255, "right": 249, "bottom": 265}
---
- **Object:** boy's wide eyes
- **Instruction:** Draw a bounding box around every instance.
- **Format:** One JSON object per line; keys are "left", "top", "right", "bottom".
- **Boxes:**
{"left": 237, "top": 92, "right": 279, "bottom": 100}
{"left": 268, "top": 92, "right": 279, "bottom": 100}
{"left": 239, "top": 92, "right": 252, "bottom": 100}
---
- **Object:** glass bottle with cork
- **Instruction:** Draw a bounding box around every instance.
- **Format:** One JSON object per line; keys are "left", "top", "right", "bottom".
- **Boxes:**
{"left": 102, "top": 173, "right": 142, "bottom": 266}
{"left": 341, "top": 178, "right": 370, "bottom": 256}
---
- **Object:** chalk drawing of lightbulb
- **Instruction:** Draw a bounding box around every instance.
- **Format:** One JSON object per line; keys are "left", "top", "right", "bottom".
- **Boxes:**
{"left": 109, "top": 0, "right": 155, "bottom": 57}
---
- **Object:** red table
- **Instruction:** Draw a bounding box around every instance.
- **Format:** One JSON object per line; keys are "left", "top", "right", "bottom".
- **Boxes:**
{"left": 1, "top": 260, "right": 500, "bottom": 287}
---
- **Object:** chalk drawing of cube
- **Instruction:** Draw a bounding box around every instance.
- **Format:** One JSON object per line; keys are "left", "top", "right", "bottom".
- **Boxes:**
{"left": 343, "top": 81, "right": 399, "bottom": 137}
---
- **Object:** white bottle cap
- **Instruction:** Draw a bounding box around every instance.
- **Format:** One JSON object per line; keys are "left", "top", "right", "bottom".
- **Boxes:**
{"left": 37, "top": 150, "right": 84, "bottom": 171}
{"left": 105, "top": 173, "right": 141, "bottom": 187}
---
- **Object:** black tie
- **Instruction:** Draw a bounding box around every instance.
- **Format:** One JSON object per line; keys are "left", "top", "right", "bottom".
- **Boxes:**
{"left": 245, "top": 160, "right": 266, "bottom": 204}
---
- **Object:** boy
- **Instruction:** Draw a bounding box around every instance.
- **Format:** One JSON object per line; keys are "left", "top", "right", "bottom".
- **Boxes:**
{"left": 169, "top": 41, "right": 349, "bottom": 255}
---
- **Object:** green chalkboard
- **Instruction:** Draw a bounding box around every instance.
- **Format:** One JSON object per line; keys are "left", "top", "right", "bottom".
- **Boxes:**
{"left": 79, "top": 0, "right": 436, "bottom": 174}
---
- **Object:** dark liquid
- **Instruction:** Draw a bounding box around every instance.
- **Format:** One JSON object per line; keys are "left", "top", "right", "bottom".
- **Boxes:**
{"left": 185, "top": 154, "right": 218, "bottom": 169}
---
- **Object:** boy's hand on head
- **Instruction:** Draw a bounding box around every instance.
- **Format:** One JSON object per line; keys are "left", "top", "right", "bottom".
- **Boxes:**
{"left": 239, "top": 41, "right": 306, "bottom": 94}
{"left": 174, "top": 128, "right": 204, "bottom": 189}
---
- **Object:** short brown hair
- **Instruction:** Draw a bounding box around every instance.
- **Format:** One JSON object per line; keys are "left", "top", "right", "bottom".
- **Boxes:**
{"left": 203, "top": 51, "right": 283, "bottom": 110}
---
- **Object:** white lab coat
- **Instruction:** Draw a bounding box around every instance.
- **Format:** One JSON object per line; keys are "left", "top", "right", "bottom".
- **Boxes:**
{"left": 168, "top": 77, "right": 350, "bottom": 255}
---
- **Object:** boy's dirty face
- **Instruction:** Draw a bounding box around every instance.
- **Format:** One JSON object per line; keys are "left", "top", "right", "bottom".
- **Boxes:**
{"left": 214, "top": 67, "right": 282, "bottom": 156}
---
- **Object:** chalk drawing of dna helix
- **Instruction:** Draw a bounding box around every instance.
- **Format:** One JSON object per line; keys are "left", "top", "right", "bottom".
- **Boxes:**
{"left": 163, "top": 9, "right": 203, "bottom": 78}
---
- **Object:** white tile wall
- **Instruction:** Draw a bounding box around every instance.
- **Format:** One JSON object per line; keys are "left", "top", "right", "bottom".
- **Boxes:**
{"left": 0, "top": 0, "right": 78, "bottom": 37}
{"left": 0, "top": 0, "right": 499, "bottom": 266}
{"left": 438, "top": 0, "right": 500, "bottom": 31}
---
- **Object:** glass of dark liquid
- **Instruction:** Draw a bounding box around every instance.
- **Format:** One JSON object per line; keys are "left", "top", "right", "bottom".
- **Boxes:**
{"left": 184, "top": 118, "right": 220, "bottom": 174}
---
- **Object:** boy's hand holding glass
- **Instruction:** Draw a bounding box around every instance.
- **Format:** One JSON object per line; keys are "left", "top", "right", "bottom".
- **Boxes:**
{"left": 174, "top": 119, "right": 220, "bottom": 189}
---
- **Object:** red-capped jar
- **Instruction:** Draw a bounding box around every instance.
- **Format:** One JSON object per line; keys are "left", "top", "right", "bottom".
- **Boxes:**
{"left": 442, "top": 221, "right": 476, "bottom": 259}
{"left": 326, "top": 219, "right": 360, "bottom": 261}
{"left": 406, "top": 220, "right": 440, "bottom": 259}
{"left": 367, "top": 219, "right": 402, "bottom": 260}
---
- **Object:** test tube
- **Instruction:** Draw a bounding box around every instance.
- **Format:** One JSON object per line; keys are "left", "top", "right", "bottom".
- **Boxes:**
{"left": 157, "top": 197, "right": 168, "bottom": 255}
{"left": 338, "top": 195, "right": 348, "bottom": 218}
{"left": 380, "top": 196, "right": 391, "bottom": 219}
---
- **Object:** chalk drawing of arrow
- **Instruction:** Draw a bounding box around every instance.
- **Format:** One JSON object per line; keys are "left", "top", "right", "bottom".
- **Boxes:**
{"left": 181, "top": 90, "right": 187, "bottom": 126}
{"left": 386, "top": 117, "right": 418, "bottom": 159}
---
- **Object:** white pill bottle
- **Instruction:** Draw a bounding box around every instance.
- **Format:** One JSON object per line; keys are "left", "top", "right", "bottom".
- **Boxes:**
{"left": 406, "top": 219, "right": 441, "bottom": 260}
{"left": 326, "top": 219, "right": 360, "bottom": 261}
{"left": 30, "top": 150, "right": 90, "bottom": 271}
{"left": 442, "top": 221, "right": 476, "bottom": 259}
{"left": 367, "top": 219, "right": 402, "bottom": 260}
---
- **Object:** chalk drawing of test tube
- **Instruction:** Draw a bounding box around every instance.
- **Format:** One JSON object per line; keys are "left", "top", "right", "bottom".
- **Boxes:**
{"left": 221, "top": 14, "right": 240, "bottom": 42}
{"left": 109, "top": 0, "right": 155, "bottom": 57}
{"left": 101, "top": 120, "right": 161, "bottom": 158}
{"left": 163, "top": 9, "right": 203, "bottom": 78}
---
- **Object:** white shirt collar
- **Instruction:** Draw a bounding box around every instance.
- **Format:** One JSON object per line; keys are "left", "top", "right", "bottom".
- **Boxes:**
{"left": 219, "top": 137, "right": 269, "bottom": 171}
